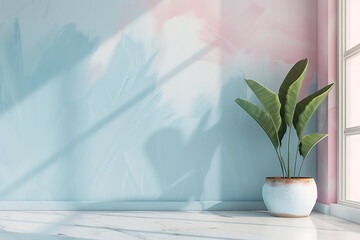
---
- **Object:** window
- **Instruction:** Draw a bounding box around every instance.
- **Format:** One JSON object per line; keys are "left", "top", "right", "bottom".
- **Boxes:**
{"left": 338, "top": 0, "right": 360, "bottom": 208}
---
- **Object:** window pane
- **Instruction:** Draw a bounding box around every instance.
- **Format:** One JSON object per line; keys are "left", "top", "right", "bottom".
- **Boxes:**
{"left": 346, "top": 134, "right": 360, "bottom": 202}
{"left": 346, "top": 0, "right": 360, "bottom": 50}
{"left": 345, "top": 52, "right": 360, "bottom": 128}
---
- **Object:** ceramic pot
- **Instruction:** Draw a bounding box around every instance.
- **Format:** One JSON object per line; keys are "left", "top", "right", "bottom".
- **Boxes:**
{"left": 262, "top": 177, "right": 317, "bottom": 217}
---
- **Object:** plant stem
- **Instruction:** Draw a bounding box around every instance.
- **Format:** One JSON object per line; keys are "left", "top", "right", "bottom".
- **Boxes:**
{"left": 270, "top": 116, "right": 286, "bottom": 178}
{"left": 293, "top": 141, "right": 300, "bottom": 177}
{"left": 275, "top": 149, "right": 284, "bottom": 177}
{"left": 287, "top": 127, "right": 292, "bottom": 178}
{"left": 298, "top": 157, "right": 306, "bottom": 177}
{"left": 278, "top": 144, "right": 287, "bottom": 177}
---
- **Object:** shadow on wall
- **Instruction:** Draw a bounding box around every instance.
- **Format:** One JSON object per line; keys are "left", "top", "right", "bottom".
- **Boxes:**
{"left": 145, "top": 110, "right": 218, "bottom": 200}
{"left": 0, "top": 0, "right": 317, "bottom": 202}
{"left": 145, "top": 74, "right": 266, "bottom": 201}
{"left": 0, "top": 0, "right": 165, "bottom": 201}
{"left": 0, "top": 34, "right": 217, "bottom": 200}
{"left": 0, "top": 0, "right": 163, "bottom": 115}
{"left": 0, "top": 28, "right": 279, "bottom": 201}
{"left": 0, "top": 20, "right": 97, "bottom": 113}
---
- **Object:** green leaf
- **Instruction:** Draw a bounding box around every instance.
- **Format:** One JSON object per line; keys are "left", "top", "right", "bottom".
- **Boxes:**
{"left": 245, "top": 79, "right": 281, "bottom": 131}
{"left": 299, "top": 133, "right": 328, "bottom": 158}
{"left": 293, "top": 83, "right": 334, "bottom": 138}
{"left": 235, "top": 98, "right": 279, "bottom": 149}
{"left": 278, "top": 58, "right": 308, "bottom": 126}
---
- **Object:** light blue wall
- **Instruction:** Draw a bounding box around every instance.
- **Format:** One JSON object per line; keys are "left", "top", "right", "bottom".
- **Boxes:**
{"left": 0, "top": 0, "right": 317, "bottom": 202}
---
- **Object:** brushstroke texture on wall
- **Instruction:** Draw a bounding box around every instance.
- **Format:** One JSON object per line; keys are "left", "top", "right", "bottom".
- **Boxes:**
{"left": 0, "top": 0, "right": 317, "bottom": 202}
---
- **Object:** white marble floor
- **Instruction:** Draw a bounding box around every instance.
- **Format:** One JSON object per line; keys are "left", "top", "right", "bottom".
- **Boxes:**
{"left": 0, "top": 211, "right": 358, "bottom": 240}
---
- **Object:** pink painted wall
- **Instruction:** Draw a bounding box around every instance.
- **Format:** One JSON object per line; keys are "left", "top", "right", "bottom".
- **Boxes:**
{"left": 317, "top": 0, "right": 338, "bottom": 205}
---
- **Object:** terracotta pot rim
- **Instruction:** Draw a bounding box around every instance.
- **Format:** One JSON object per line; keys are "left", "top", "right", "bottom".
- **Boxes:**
{"left": 266, "top": 177, "right": 314, "bottom": 180}
{"left": 265, "top": 177, "right": 315, "bottom": 184}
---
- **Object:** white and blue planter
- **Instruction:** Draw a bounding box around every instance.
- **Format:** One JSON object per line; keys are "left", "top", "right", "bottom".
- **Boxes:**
{"left": 262, "top": 177, "right": 317, "bottom": 217}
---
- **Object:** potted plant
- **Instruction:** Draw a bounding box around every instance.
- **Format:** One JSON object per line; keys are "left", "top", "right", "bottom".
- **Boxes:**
{"left": 235, "top": 58, "right": 334, "bottom": 217}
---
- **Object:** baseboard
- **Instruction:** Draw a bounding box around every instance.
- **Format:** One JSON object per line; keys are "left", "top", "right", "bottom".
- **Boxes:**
{"left": 314, "top": 202, "right": 360, "bottom": 224}
{"left": 0, "top": 201, "right": 267, "bottom": 211}
{"left": 329, "top": 204, "right": 360, "bottom": 224}
{"left": 314, "top": 202, "right": 330, "bottom": 214}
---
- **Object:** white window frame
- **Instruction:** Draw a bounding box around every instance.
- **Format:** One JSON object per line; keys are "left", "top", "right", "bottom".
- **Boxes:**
{"left": 337, "top": 0, "right": 360, "bottom": 210}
